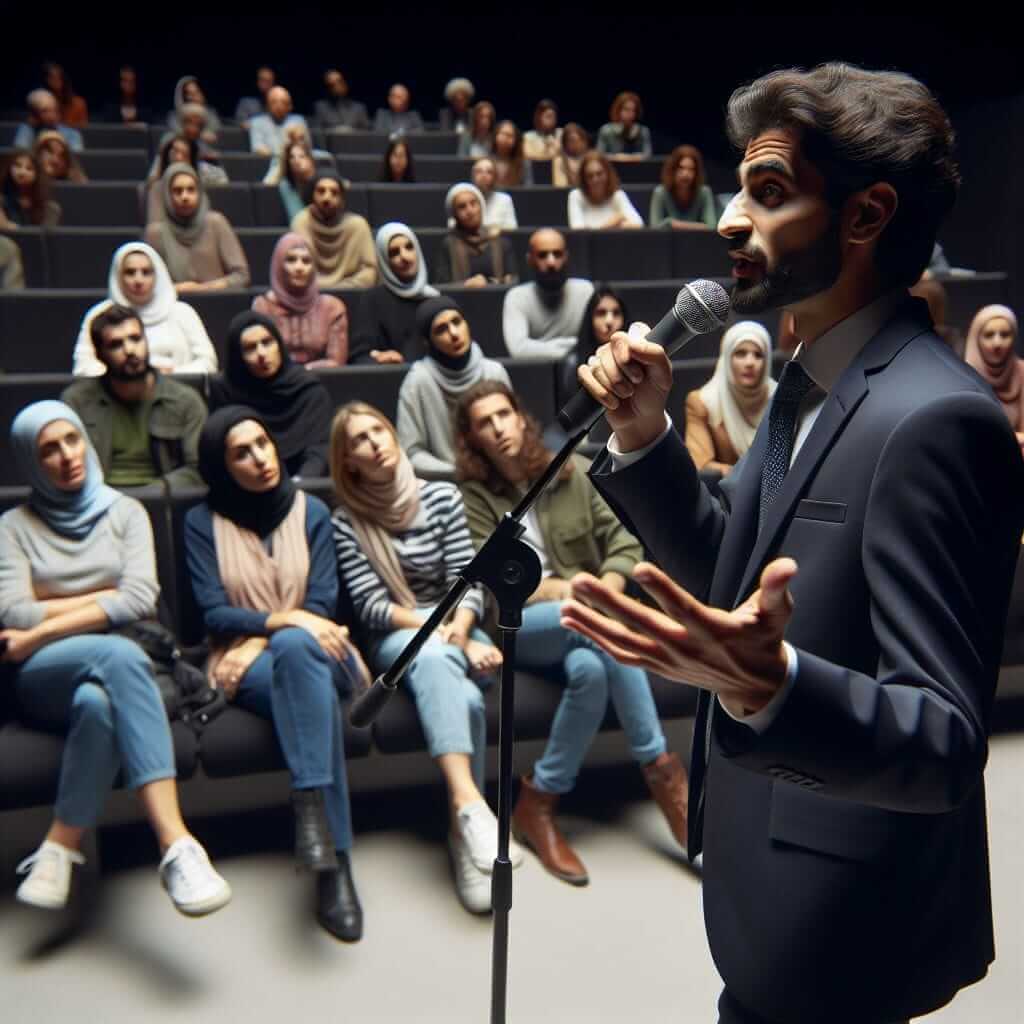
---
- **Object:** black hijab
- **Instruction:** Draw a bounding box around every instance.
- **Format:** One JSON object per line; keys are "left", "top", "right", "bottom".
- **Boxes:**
{"left": 209, "top": 311, "right": 331, "bottom": 477}
{"left": 198, "top": 405, "right": 297, "bottom": 538}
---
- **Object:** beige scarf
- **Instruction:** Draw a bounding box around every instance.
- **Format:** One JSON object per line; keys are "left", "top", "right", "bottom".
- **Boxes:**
{"left": 297, "top": 208, "right": 364, "bottom": 288}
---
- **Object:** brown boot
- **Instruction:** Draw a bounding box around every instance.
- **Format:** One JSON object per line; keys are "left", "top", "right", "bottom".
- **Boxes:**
{"left": 512, "top": 776, "right": 589, "bottom": 886}
{"left": 642, "top": 752, "right": 689, "bottom": 849}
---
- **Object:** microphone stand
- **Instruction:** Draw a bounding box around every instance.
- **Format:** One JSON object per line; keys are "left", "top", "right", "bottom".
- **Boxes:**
{"left": 349, "top": 424, "right": 591, "bottom": 1024}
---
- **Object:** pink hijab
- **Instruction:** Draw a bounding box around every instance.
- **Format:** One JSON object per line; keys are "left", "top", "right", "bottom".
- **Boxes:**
{"left": 268, "top": 232, "right": 319, "bottom": 314}
{"left": 965, "top": 304, "right": 1024, "bottom": 431}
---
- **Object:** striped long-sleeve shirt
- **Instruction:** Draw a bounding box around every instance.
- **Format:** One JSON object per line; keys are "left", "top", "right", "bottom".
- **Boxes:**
{"left": 332, "top": 480, "right": 485, "bottom": 637}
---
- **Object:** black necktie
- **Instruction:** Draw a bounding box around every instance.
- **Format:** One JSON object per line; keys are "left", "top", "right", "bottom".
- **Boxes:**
{"left": 759, "top": 359, "right": 816, "bottom": 532}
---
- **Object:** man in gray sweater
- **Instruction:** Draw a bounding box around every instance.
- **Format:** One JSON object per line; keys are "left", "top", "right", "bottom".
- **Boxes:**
{"left": 502, "top": 229, "right": 594, "bottom": 361}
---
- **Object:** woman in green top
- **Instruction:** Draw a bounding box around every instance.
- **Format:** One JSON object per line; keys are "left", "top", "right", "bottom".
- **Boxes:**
{"left": 649, "top": 145, "right": 718, "bottom": 230}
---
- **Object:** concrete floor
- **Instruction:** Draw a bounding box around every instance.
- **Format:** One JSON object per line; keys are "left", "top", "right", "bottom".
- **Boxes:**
{"left": 1, "top": 724, "right": 1022, "bottom": 1023}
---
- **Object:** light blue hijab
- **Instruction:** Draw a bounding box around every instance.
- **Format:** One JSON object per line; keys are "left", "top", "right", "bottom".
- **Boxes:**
{"left": 11, "top": 401, "right": 120, "bottom": 540}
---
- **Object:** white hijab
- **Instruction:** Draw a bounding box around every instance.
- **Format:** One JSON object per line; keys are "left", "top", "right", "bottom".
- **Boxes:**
{"left": 108, "top": 242, "right": 178, "bottom": 326}
{"left": 375, "top": 222, "right": 439, "bottom": 300}
{"left": 699, "top": 321, "right": 776, "bottom": 457}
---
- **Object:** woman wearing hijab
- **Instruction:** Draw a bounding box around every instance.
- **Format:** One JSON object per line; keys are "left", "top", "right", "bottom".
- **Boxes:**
{"left": 144, "top": 163, "right": 250, "bottom": 293}
{"left": 73, "top": 242, "right": 218, "bottom": 377}
{"left": 396, "top": 296, "right": 511, "bottom": 480}
{"left": 33, "top": 131, "right": 87, "bottom": 183}
{"left": 144, "top": 135, "right": 228, "bottom": 224}
{"left": 966, "top": 305, "right": 1024, "bottom": 448}
{"left": 1, "top": 401, "right": 231, "bottom": 916}
{"left": 434, "top": 182, "right": 518, "bottom": 288}
{"left": 252, "top": 233, "right": 349, "bottom": 368}
{"left": 329, "top": 403, "right": 521, "bottom": 914}
{"left": 166, "top": 76, "right": 222, "bottom": 143}
{"left": 185, "top": 407, "right": 364, "bottom": 941}
{"left": 349, "top": 222, "right": 439, "bottom": 365}
{"left": 684, "top": 321, "right": 776, "bottom": 476}
{"left": 210, "top": 312, "right": 332, "bottom": 479}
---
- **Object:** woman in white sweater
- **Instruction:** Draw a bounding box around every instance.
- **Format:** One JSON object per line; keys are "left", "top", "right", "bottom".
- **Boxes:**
{"left": 567, "top": 151, "right": 643, "bottom": 230}
{"left": 73, "top": 243, "right": 218, "bottom": 376}
{"left": 471, "top": 157, "right": 517, "bottom": 232}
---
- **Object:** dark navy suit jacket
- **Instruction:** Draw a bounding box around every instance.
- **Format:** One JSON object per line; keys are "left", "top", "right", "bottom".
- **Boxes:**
{"left": 591, "top": 299, "right": 1024, "bottom": 1023}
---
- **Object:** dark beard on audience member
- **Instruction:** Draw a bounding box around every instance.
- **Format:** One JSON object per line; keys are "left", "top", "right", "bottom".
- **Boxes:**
{"left": 106, "top": 356, "right": 151, "bottom": 382}
{"left": 730, "top": 216, "right": 843, "bottom": 315}
{"left": 535, "top": 265, "right": 568, "bottom": 295}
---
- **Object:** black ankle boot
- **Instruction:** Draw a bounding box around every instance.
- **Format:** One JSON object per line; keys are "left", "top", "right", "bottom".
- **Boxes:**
{"left": 291, "top": 789, "right": 338, "bottom": 872}
{"left": 316, "top": 852, "right": 363, "bottom": 942}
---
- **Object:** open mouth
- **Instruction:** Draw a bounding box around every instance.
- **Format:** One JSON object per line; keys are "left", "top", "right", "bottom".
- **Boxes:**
{"left": 730, "top": 256, "right": 763, "bottom": 280}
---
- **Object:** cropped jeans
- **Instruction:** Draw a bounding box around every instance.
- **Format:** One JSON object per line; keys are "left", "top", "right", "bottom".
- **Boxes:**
{"left": 515, "top": 601, "right": 666, "bottom": 795}
{"left": 14, "top": 634, "right": 176, "bottom": 828}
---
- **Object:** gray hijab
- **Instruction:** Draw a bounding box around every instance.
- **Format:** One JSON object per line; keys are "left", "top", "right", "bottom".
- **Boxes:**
{"left": 157, "top": 162, "right": 210, "bottom": 279}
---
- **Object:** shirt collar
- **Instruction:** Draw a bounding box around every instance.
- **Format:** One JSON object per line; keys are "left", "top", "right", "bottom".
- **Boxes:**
{"left": 794, "top": 289, "right": 907, "bottom": 393}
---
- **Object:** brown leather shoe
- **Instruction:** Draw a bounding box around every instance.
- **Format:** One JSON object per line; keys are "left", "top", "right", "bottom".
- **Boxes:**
{"left": 512, "top": 776, "right": 589, "bottom": 886}
{"left": 642, "top": 752, "right": 689, "bottom": 849}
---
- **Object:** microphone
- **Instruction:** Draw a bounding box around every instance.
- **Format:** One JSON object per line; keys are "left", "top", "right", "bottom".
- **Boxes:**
{"left": 557, "top": 279, "right": 731, "bottom": 434}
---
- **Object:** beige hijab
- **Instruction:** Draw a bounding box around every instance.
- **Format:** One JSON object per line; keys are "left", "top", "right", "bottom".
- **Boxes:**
{"left": 965, "top": 304, "right": 1024, "bottom": 431}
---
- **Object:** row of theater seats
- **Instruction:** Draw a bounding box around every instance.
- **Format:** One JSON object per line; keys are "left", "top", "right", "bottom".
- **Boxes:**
{"left": 1, "top": 275, "right": 1009, "bottom": 376}
{"left": 50, "top": 181, "right": 665, "bottom": 229}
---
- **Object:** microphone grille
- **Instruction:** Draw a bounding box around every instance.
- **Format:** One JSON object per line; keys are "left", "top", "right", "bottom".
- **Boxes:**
{"left": 674, "top": 280, "right": 731, "bottom": 333}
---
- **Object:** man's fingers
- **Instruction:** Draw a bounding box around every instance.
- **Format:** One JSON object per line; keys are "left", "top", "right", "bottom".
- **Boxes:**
{"left": 568, "top": 574, "right": 692, "bottom": 650}
{"left": 757, "top": 558, "right": 798, "bottom": 618}
{"left": 577, "top": 362, "right": 621, "bottom": 410}
{"left": 560, "top": 600, "right": 659, "bottom": 668}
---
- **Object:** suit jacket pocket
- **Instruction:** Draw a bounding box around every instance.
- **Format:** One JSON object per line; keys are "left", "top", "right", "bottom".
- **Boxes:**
{"left": 793, "top": 499, "right": 846, "bottom": 523}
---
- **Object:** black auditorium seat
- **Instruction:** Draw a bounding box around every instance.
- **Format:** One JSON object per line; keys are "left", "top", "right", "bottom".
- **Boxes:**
{"left": 611, "top": 159, "right": 663, "bottom": 185}
{"left": 499, "top": 358, "right": 560, "bottom": 425}
{"left": 1, "top": 289, "right": 99, "bottom": 373}
{"left": 366, "top": 184, "right": 447, "bottom": 230}
{"left": 180, "top": 290, "right": 258, "bottom": 360}
{"left": 0, "top": 227, "right": 47, "bottom": 287}
{"left": 589, "top": 228, "right": 673, "bottom": 281}
{"left": 335, "top": 155, "right": 475, "bottom": 184}
{"left": 148, "top": 124, "right": 248, "bottom": 154}
{"left": 216, "top": 153, "right": 273, "bottom": 183}
{"left": 670, "top": 230, "right": 731, "bottom": 278}
{"left": 78, "top": 123, "right": 150, "bottom": 150}
{"left": 207, "top": 183, "right": 255, "bottom": 227}
{"left": 507, "top": 186, "right": 569, "bottom": 228}
{"left": 623, "top": 185, "right": 656, "bottom": 224}
{"left": 326, "top": 131, "right": 460, "bottom": 157}
{"left": 77, "top": 149, "right": 150, "bottom": 180}
{"left": 314, "top": 363, "right": 409, "bottom": 422}
{"left": 46, "top": 228, "right": 138, "bottom": 288}
{"left": 53, "top": 182, "right": 141, "bottom": 227}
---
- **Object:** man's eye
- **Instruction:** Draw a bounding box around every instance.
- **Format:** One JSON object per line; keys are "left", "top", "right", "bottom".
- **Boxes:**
{"left": 758, "top": 183, "right": 783, "bottom": 204}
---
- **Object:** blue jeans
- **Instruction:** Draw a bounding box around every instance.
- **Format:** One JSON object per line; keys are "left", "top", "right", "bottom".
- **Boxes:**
{"left": 516, "top": 601, "right": 666, "bottom": 795}
{"left": 14, "top": 634, "right": 176, "bottom": 828}
{"left": 372, "top": 613, "right": 494, "bottom": 790}
{"left": 236, "top": 628, "right": 356, "bottom": 852}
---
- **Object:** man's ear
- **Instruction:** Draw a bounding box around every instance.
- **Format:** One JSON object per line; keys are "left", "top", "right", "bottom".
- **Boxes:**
{"left": 844, "top": 183, "right": 898, "bottom": 246}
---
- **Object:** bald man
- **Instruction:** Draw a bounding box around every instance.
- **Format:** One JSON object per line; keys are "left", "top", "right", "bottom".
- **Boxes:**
{"left": 14, "top": 89, "right": 83, "bottom": 152}
{"left": 249, "top": 86, "right": 310, "bottom": 156}
{"left": 501, "top": 229, "right": 594, "bottom": 360}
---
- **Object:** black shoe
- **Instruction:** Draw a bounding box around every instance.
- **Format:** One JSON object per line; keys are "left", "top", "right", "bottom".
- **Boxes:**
{"left": 316, "top": 852, "right": 363, "bottom": 942}
{"left": 291, "top": 789, "right": 338, "bottom": 873}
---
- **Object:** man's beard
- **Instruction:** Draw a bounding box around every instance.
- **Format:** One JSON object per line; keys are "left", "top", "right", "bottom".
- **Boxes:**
{"left": 730, "top": 217, "right": 843, "bottom": 315}
{"left": 535, "top": 265, "right": 568, "bottom": 294}
{"left": 106, "top": 357, "right": 150, "bottom": 382}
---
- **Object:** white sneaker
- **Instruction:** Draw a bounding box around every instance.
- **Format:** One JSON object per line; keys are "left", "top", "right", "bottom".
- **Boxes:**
{"left": 456, "top": 801, "right": 525, "bottom": 874}
{"left": 15, "top": 840, "right": 86, "bottom": 910}
{"left": 447, "top": 832, "right": 491, "bottom": 914}
{"left": 158, "top": 836, "right": 232, "bottom": 917}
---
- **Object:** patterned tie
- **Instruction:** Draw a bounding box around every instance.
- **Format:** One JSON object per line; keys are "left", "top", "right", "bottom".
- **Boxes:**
{"left": 758, "top": 359, "right": 817, "bottom": 532}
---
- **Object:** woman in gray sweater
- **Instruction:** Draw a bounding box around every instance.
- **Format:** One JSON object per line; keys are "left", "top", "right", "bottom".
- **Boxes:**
{"left": 0, "top": 401, "right": 230, "bottom": 917}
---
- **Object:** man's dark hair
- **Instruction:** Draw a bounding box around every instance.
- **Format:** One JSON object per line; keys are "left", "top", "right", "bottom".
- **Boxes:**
{"left": 725, "top": 63, "right": 960, "bottom": 288}
{"left": 90, "top": 303, "right": 144, "bottom": 354}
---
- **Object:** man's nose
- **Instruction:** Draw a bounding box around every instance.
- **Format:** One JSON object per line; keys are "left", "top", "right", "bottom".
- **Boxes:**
{"left": 717, "top": 195, "right": 751, "bottom": 239}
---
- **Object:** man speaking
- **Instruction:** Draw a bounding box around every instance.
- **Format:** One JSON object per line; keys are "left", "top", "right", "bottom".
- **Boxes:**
{"left": 563, "top": 64, "right": 1024, "bottom": 1023}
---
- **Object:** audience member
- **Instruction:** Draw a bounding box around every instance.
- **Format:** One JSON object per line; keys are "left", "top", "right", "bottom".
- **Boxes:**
{"left": 552, "top": 122, "right": 589, "bottom": 188}
{"left": 523, "top": 100, "right": 562, "bottom": 162}
{"left": 910, "top": 276, "right": 964, "bottom": 355}
{"left": 439, "top": 78, "right": 475, "bottom": 134}
{"left": 144, "top": 134, "right": 229, "bottom": 224}
{"left": 455, "top": 381, "right": 690, "bottom": 881}
{"left": 684, "top": 321, "right": 775, "bottom": 477}
{"left": 144, "top": 164, "right": 250, "bottom": 293}
{"left": 568, "top": 151, "right": 642, "bottom": 229}
{"left": 597, "top": 91, "right": 652, "bottom": 161}
{"left": 378, "top": 136, "right": 416, "bottom": 183}
{"left": 0, "top": 150, "right": 61, "bottom": 228}
{"left": 0, "top": 235, "right": 26, "bottom": 290}
{"left": 275, "top": 140, "right": 318, "bottom": 221}
{"left": 314, "top": 69, "right": 370, "bottom": 133}
{"left": 329, "top": 403, "right": 522, "bottom": 914}
{"left": 13, "top": 90, "right": 83, "bottom": 152}
{"left": 186, "top": 407, "right": 363, "bottom": 941}
{"left": 373, "top": 83, "right": 424, "bottom": 135}
{"left": 471, "top": 156, "right": 517, "bottom": 231}
{"left": 249, "top": 87, "right": 310, "bottom": 157}
{"left": 101, "top": 65, "right": 151, "bottom": 124}
{"left": 350, "top": 222, "right": 439, "bottom": 365}
{"left": 235, "top": 66, "right": 276, "bottom": 127}
{"left": 41, "top": 63, "right": 88, "bottom": 126}
{"left": 965, "top": 305, "right": 1024, "bottom": 450}
{"left": 167, "top": 77, "right": 222, "bottom": 143}
{"left": 1, "top": 401, "right": 231, "bottom": 917}
{"left": 33, "top": 131, "right": 87, "bottom": 183}
{"left": 649, "top": 145, "right": 717, "bottom": 230}
{"left": 435, "top": 182, "right": 518, "bottom": 287}
{"left": 209, "top": 313, "right": 332, "bottom": 479}
{"left": 291, "top": 171, "right": 376, "bottom": 289}
{"left": 252, "top": 233, "right": 349, "bottom": 368}
{"left": 575, "top": 284, "right": 630, "bottom": 367}
{"left": 260, "top": 122, "right": 316, "bottom": 188}
{"left": 457, "top": 101, "right": 496, "bottom": 158}
{"left": 502, "top": 229, "right": 593, "bottom": 360}
{"left": 396, "top": 296, "right": 511, "bottom": 480}
{"left": 62, "top": 306, "right": 206, "bottom": 489}
{"left": 73, "top": 243, "right": 218, "bottom": 377}
{"left": 492, "top": 120, "right": 532, "bottom": 187}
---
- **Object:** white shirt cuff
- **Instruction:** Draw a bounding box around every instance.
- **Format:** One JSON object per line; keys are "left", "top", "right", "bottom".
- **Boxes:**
{"left": 718, "top": 642, "right": 798, "bottom": 734}
{"left": 607, "top": 414, "right": 673, "bottom": 471}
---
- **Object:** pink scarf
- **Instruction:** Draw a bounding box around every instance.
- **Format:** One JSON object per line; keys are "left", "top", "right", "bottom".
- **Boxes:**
{"left": 269, "top": 231, "right": 319, "bottom": 314}
{"left": 965, "top": 304, "right": 1024, "bottom": 431}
